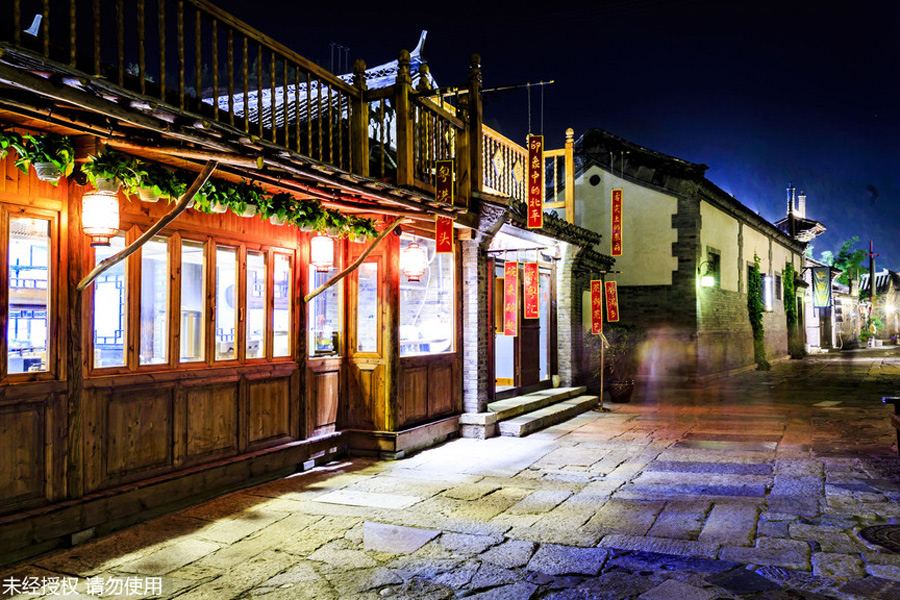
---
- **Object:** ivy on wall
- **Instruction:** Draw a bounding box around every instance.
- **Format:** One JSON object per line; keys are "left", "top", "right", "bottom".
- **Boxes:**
{"left": 747, "top": 253, "right": 770, "bottom": 370}
{"left": 783, "top": 262, "right": 804, "bottom": 358}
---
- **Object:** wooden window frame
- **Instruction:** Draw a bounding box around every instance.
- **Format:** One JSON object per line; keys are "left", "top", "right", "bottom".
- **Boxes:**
{"left": 307, "top": 239, "right": 343, "bottom": 359}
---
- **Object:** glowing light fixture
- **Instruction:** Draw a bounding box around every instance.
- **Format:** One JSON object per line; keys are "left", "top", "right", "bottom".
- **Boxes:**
{"left": 82, "top": 190, "right": 120, "bottom": 247}
{"left": 698, "top": 259, "right": 717, "bottom": 288}
{"left": 401, "top": 241, "right": 427, "bottom": 281}
{"left": 310, "top": 234, "right": 334, "bottom": 272}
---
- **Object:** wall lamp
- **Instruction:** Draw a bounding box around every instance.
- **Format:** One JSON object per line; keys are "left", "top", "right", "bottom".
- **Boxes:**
{"left": 698, "top": 261, "right": 716, "bottom": 288}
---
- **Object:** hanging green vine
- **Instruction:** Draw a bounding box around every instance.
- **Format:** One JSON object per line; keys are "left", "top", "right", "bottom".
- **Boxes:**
{"left": 748, "top": 253, "right": 770, "bottom": 370}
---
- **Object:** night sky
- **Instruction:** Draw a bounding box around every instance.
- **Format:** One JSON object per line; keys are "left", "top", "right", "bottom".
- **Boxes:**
{"left": 221, "top": 0, "right": 900, "bottom": 270}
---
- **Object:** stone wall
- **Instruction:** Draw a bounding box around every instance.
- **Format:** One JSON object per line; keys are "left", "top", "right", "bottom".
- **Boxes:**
{"left": 697, "top": 287, "right": 754, "bottom": 376}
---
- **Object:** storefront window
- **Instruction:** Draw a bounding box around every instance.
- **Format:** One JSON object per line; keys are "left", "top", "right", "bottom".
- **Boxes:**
{"left": 94, "top": 235, "right": 127, "bottom": 368}
{"left": 8, "top": 217, "right": 50, "bottom": 373}
{"left": 140, "top": 237, "right": 169, "bottom": 365}
{"left": 180, "top": 240, "right": 205, "bottom": 362}
{"left": 246, "top": 250, "right": 266, "bottom": 359}
{"left": 273, "top": 253, "right": 292, "bottom": 357}
{"left": 357, "top": 262, "right": 378, "bottom": 353}
{"left": 215, "top": 246, "right": 237, "bottom": 360}
{"left": 309, "top": 263, "right": 341, "bottom": 356}
{"left": 399, "top": 235, "right": 454, "bottom": 356}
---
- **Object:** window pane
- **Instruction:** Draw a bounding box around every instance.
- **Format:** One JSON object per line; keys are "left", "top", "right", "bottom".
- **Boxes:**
{"left": 309, "top": 264, "right": 341, "bottom": 356}
{"left": 94, "top": 235, "right": 127, "bottom": 368}
{"left": 180, "top": 240, "right": 205, "bottom": 362}
{"left": 8, "top": 217, "right": 50, "bottom": 373}
{"left": 215, "top": 246, "right": 237, "bottom": 360}
{"left": 140, "top": 237, "right": 169, "bottom": 365}
{"left": 246, "top": 250, "right": 266, "bottom": 359}
{"left": 357, "top": 262, "right": 378, "bottom": 353}
{"left": 273, "top": 253, "right": 291, "bottom": 357}
{"left": 399, "top": 235, "right": 454, "bottom": 356}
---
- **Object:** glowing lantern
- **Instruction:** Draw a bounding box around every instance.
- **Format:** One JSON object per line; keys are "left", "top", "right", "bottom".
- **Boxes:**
{"left": 310, "top": 234, "right": 334, "bottom": 272}
{"left": 700, "top": 274, "right": 715, "bottom": 288}
{"left": 401, "top": 241, "right": 427, "bottom": 281}
{"left": 82, "top": 190, "right": 120, "bottom": 247}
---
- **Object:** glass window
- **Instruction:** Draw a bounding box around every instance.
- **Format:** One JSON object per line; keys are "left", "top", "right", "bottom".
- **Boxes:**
{"left": 399, "top": 235, "right": 454, "bottom": 356}
{"left": 762, "top": 274, "right": 775, "bottom": 312}
{"left": 309, "top": 263, "right": 341, "bottom": 357}
{"left": 357, "top": 262, "right": 378, "bottom": 353}
{"left": 180, "top": 240, "right": 205, "bottom": 362}
{"left": 215, "top": 246, "right": 237, "bottom": 360}
{"left": 94, "top": 235, "right": 127, "bottom": 368}
{"left": 246, "top": 250, "right": 266, "bottom": 359}
{"left": 140, "top": 237, "right": 169, "bottom": 365}
{"left": 273, "top": 253, "right": 292, "bottom": 357}
{"left": 8, "top": 217, "right": 50, "bottom": 374}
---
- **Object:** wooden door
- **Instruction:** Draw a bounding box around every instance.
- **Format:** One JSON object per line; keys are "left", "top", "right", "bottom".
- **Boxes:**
{"left": 518, "top": 270, "right": 541, "bottom": 386}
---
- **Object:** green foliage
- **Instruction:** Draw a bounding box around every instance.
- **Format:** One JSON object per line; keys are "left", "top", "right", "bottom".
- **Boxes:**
{"left": 14, "top": 133, "right": 75, "bottom": 183}
{"left": 859, "top": 330, "right": 873, "bottom": 344}
{"left": 347, "top": 215, "right": 378, "bottom": 241}
{"left": 783, "top": 262, "right": 805, "bottom": 359}
{"left": 596, "top": 323, "right": 646, "bottom": 381}
{"left": 819, "top": 236, "right": 866, "bottom": 286}
{"left": 81, "top": 147, "right": 139, "bottom": 189}
{"left": 0, "top": 126, "right": 22, "bottom": 161}
{"left": 132, "top": 162, "right": 188, "bottom": 200}
{"left": 747, "top": 253, "right": 770, "bottom": 370}
{"left": 268, "top": 192, "right": 296, "bottom": 220}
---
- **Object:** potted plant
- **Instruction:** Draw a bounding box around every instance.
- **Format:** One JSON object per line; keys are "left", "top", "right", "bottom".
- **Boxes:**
{"left": 231, "top": 180, "right": 268, "bottom": 218}
{"left": 81, "top": 147, "right": 139, "bottom": 192}
{"left": 13, "top": 133, "right": 75, "bottom": 185}
{"left": 601, "top": 323, "right": 646, "bottom": 403}
{"left": 0, "top": 126, "right": 22, "bottom": 161}
{"left": 323, "top": 209, "right": 349, "bottom": 237}
{"left": 288, "top": 198, "right": 326, "bottom": 232}
{"left": 267, "top": 192, "right": 295, "bottom": 226}
{"left": 132, "top": 161, "right": 186, "bottom": 203}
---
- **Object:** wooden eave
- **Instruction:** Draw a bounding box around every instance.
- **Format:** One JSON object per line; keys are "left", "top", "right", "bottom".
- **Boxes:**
{"left": 0, "top": 44, "right": 476, "bottom": 229}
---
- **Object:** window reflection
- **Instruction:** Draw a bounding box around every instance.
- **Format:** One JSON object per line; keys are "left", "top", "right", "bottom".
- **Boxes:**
{"left": 215, "top": 246, "right": 237, "bottom": 360}
{"left": 246, "top": 250, "right": 266, "bottom": 358}
{"left": 399, "top": 235, "right": 453, "bottom": 356}
{"left": 309, "top": 264, "right": 341, "bottom": 356}
{"left": 180, "top": 240, "right": 205, "bottom": 362}
{"left": 273, "top": 254, "right": 291, "bottom": 357}
{"left": 94, "top": 235, "right": 127, "bottom": 368}
{"left": 8, "top": 217, "right": 50, "bottom": 373}
{"left": 140, "top": 237, "right": 169, "bottom": 365}
{"left": 357, "top": 262, "right": 378, "bottom": 353}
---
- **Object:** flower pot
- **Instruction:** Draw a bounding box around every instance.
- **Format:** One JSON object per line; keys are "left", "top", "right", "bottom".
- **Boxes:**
{"left": 607, "top": 379, "right": 635, "bottom": 403}
{"left": 210, "top": 201, "right": 229, "bottom": 213}
{"left": 235, "top": 204, "right": 257, "bottom": 218}
{"left": 350, "top": 234, "right": 368, "bottom": 244}
{"left": 325, "top": 225, "right": 342, "bottom": 237}
{"left": 269, "top": 215, "right": 286, "bottom": 226}
{"left": 94, "top": 177, "right": 119, "bottom": 193}
{"left": 139, "top": 187, "right": 160, "bottom": 203}
{"left": 33, "top": 162, "right": 61, "bottom": 183}
{"left": 299, "top": 223, "right": 317, "bottom": 233}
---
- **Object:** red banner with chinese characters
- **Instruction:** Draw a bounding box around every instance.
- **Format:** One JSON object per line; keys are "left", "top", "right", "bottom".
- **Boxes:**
{"left": 527, "top": 135, "right": 543, "bottom": 229}
{"left": 591, "top": 280, "right": 604, "bottom": 334}
{"left": 504, "top": 261, "right": 518, "bottom": 336}
{"left": 611, "top": 189, "right": 623, "bottom": 256}
{"left": 523, "top": 262, "right": 539, "bottom": 319}
{"left": 435, "top": 159, "right": 453, "bottom": 205}
{"left": 435, "top": 216, "right": 453, "bottom": 253}
{"left": 605, "top": 281, "right": 620, "bottom": 323}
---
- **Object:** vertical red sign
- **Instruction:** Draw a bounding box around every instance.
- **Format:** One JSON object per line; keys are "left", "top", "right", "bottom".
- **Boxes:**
{"left": 605, "top": 281, "right": 620, "bottom": 323}
{"left": 523, "top": 262, "right": 539, "bottom": 319}
{"left": 591, "top": 280, "right": 604, "bottom": 335}
{"left": 611, "top": 189, "right": 623, "bottom": 256}
{"left": 435, "top": 159, "right": 454, "bottom": 205}
{"left": 504, "top": 261, "right": 518, "bottom": 336}
{"left": 435, "top": 216, "right": 453, "bottom": 253}
{"left": 527, "top": 135, "right": 543, "bottom": 229}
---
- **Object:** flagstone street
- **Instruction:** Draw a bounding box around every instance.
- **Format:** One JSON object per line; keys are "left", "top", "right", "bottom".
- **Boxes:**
{"left": 5, "top": 349, "right": 900, "bottom": 600}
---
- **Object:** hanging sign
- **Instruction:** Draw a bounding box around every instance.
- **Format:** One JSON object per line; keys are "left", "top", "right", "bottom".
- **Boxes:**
{"left": 435, "top": 159, "right": 453, "bottom": 205}
{"left": 504, "top": 261, "right": 518, "bottom": 336}
{"left": 527, "top": 135, "right": 543, "bottom": 229}
{"left": 605, "top": 281, "right": 620, "bottom": 322}
{"left": 591, "top": 280, "right": 604, "bottom": 335}
{"left": 435, "top": 217, "right": 454, "bottom": 253}
{"left": 812, "top": 267, "right": 832, "bottom": 308}
{"left": 611, "top": 189, "right": 623, "bottom": 256}
{"left": 524, "top": 262, "right": 539, "bottom": 319}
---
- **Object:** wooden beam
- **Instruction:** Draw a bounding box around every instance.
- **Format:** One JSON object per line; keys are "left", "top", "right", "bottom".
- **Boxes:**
{"left": 106, "top": 139, "right": 262, "bottom": 169}
{"left": 77, "top": 161, "right": 217, "bottom": 291}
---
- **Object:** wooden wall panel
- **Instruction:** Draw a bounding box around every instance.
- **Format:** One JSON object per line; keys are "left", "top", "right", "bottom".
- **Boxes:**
{"left": 248, "top": 378, "right": 290, "bottom": 445}
{"left": 104, "top": 388, "right": 173, "bottom": 480}
{"left": 399, "top": 366, "right": 428, "bottom": 427}
{"left": 346, "top": 363, "right": 382, "bottom": 429}
{"left": 0, "top": 403, "right": 44, "bottom": 506}
{"left": 428, "top": 360, "right": 455, "bottom": 418}
{"left": 186, "top": 383, "right": 239, "bottom": 460}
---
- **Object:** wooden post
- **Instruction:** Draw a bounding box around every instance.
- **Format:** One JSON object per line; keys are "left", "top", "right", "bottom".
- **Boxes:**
{"left": 457, "top": 94, "right": 471, "bottom": 207}
{"left": 394, "top": 49, "right": 414, "bottom": 187}
{"left": 468, "top": 54, "right": 483, "bottom": 195}
{"left": 350, "top": 59, "right": 369, "bottom": 177}
{"left": 66, "top": 181, "right": 85, "bottom": 499}
{"left": 564, "top": 128, "right": 575, "bottom": 224}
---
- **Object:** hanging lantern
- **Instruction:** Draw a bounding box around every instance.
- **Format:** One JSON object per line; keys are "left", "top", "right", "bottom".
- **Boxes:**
{"left": 82, "top": 190, "right": 120, "bottom": 247}
{"left": 310, "top": 233, "right": 334, "bottom": 273}
{"left": 401, "top": 241, "right": 427, "bottom": 281}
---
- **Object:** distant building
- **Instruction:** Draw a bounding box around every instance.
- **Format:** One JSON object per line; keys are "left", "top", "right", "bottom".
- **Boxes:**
{"left": 859, "top": 269, "right": 900, "bottom": 342}
{"left": 572, "top": 129, "right": 806, "bottom": 380}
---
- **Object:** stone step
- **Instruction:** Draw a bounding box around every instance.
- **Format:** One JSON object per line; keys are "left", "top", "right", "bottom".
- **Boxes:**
{"left": 498, "top": 395, "right": 599, "bottom": 437}
{"left": 488, "top": 386, "right": 587, "bottom": 422}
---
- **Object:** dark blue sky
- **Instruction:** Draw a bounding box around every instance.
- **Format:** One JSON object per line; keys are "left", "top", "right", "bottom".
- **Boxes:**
{"left": 224, "top": 0, "right": 900, "bottom": 270}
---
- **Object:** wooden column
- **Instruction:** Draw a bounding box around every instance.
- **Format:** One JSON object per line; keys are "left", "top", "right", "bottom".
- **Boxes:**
{"left": 394, "top": 50, "right": 414, "bottom": 187}
{"left": 65, "top": 183, "right": 85, "bottom": 499}
{"left": 564, "top": 128, "right": 575, "bottom": 224}
{"left": 467, "top": 54, "right": 483, "bottom": 195}
{"left": 350, "top": 59, "right": 369, "bottom": 177}
{"left": 457, "top": 95, "right": 471, "bottom": 207}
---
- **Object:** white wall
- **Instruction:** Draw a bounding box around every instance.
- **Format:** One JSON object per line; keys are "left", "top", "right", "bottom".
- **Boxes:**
{"left": 742, "top": 226, "right": 770, "bottom": 275}
{"left": 699, "top": 201, "right": 740, "bottom": 292}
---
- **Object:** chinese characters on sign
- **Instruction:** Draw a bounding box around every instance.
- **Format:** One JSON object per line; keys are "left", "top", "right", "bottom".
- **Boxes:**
{"left": 1, "top": 575, "right": 163, "bottom": 596}
{"left": 591, "top": 280, "right": 604, "bottom": 335}
{"left": 435, "top": 160, "right": 454, "bottom": 253}
{"left": 611, "top": 189, "right": 623, "bottom": 256}
{"left": 504, "top": 261, "right": 518, "bottom": 336}
{"left": 605, "top": 281, "right": 620, "bottom": 322}
{"left": 524, "top": 262, "right": 539, "bottom": 319}
{"left": 435, "top": 217, "right": 453, "bottom": 253}
{"left": 527, "top": 135, "right": 543, "bottom": 229}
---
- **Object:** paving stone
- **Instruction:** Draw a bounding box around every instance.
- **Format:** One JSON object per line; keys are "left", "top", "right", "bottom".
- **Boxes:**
{"left": 118, "top": 539, "right": 221, "bottom": 576}
{"left": 586, "top": 499, "right": 665, "bottom": 536}
{"left": 466, "top": 581, "right": 538, "bottom": 600}
{"left": 645, "top": 460, "right": 773, "bottom": 476}
{"left": 647, "top": 500, "right": 711, "bottom": 539}
{"left": 757, "top": 518, "right": 790, "bottom": 538}
{"left": 838, "top": 576, "right": 900, "bottom": 600}
{"left": 525, "top": 544, "right": 607, "bottom": 576}
{"left": 362, "top": 522, "right": 439, "bottom": 554}
{"left": 324, "top": 566, "right": 402, "bottom": 596}
{"left": 505, "top": 490, "right": 573, "bottom": 514}
{"left": 600, "top": 534, "right": 719, "bottom": 559}
{"left": 719, "top": 538, "right": 810, "bottom": 570}
{"left": 312, "top": 490, "right": 422, "bottom": 510}
{"left": 478, "top": 540, "right": 537, "bottom": 569}
{"left": 638, "top": 578, "right": 717, "bottom": 600}
{"left": 705, "top": 567, "right": 781, "bottom": 595}
{"left": 866, "top": 564, "right": 900, "bottom": 581}
{"left": 468, "top": 563, "right": 520, "bottom": 589}
{"left": 442, "top": 482, "right": 502, "bottom": 501}
{"left": 379, "top": 578, "right": 455, "bottom": 600}
{"left": 384, "top": 556, "right": 461, "bottom": 581}
{"left": 260, "top": 562, "right": 321, "bottom": 586}
{"left": 699, "top": 502, "right": 759, "bottom": 546}
{"left": 608, "top": 550, "right": 740, "bottom": 574}
{"left": 307, "top": 541, "right": 378, "bottom": 571}
{"left": 432, "top": 561, "right": 479, "bottom": 589}
{"left": 542, "top": 569, "right": 660, "bottom": 599}
{"left": 172, "top": 549, "right": 298, "bottom": 600}
{"left": 440, "top": 532, "right": 503, "bottom": 556}
{"left": 811, "top": 552, "right": 865, "bottom": 579}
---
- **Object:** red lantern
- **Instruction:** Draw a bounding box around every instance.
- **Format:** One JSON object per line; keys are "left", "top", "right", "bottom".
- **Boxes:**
{"left": 401, "top": 241, "right": 427, "bottom": 281}
{"left": 309, "top": 234, "right": 334, "bottom": 273}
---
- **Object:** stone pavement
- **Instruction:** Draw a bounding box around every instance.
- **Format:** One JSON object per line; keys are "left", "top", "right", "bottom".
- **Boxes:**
{"left": 5, "top": 349, "right": 900, "bottom": 600}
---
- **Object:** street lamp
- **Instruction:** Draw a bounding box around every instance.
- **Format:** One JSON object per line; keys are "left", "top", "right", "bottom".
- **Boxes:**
{"left": 698, "top": 261, "right": 716, "bottom": 288}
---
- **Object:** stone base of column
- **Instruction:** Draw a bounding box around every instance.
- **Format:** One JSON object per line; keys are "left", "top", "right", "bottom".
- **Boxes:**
{"left": 459, "top": 412, "right": 498, "bottom": 439}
